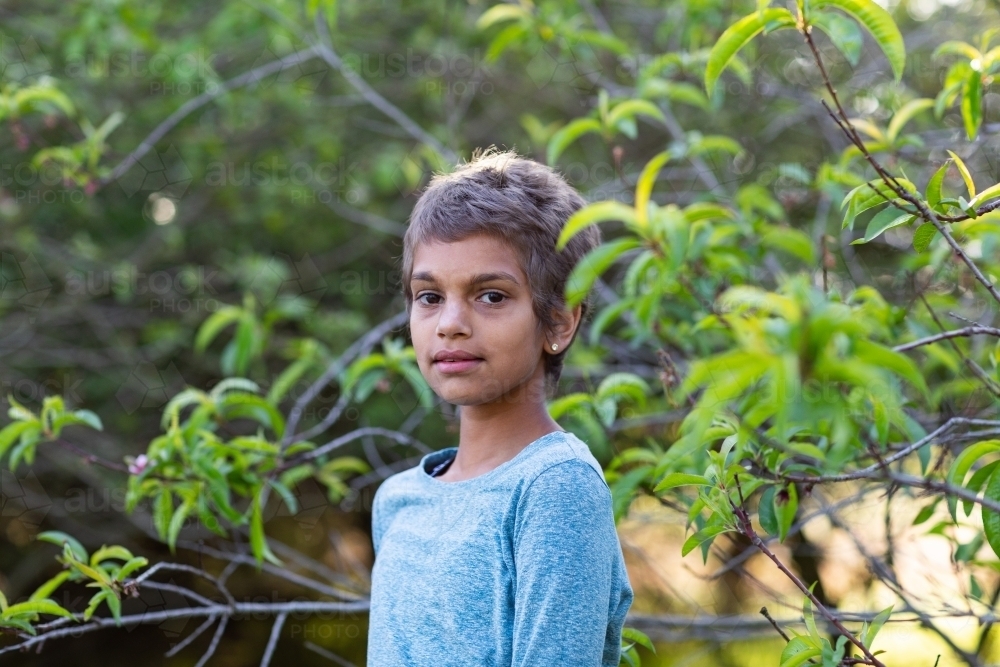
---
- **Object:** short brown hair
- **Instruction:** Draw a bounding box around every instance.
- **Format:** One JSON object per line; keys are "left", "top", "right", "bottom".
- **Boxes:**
{"left": 397, "top": 145, "right": 602, "bottom": 393}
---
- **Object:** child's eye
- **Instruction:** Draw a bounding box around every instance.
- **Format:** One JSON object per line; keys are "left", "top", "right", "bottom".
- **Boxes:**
{"left": 415, "top": 292, "right": 506, "bottom": 306}
{"left": 480, "top": 291, "right": 506, "bottom": 305}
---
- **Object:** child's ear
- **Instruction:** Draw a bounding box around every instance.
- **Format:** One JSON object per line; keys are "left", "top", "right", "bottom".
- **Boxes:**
{"left": 547, "top": 303, "right": 583, "bottom": 344}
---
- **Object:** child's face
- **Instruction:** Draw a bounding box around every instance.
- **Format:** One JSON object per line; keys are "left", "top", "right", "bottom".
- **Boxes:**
{"left": 409, "top": 233, "right": 549, "bottom": 407}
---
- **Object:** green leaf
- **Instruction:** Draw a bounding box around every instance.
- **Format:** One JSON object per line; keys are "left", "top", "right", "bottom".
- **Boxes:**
{"left": 854, "top": 339, "right": 928, "bottom": 397}
{"left": 250, "top": 491, "right": 284, "bottom": 568}
{"left": 210, "top": 377, "right": 261, "bottom": 398}
{"left": 780, "top": 637, "right": 821, "bottom": 667}
{"left": 154, "top": 487, "right": 173, "bottom": 541}
{"left": 194, "top": 306, "right": 242, "bottom": 352}
{"left": 226, "top": 316, "right": 257, "bottom": 376}
{"left": 635, "top": 151, "right": 671, "bottom": 227}
{"left": 160, "top": 388, "right": 207, "bottom": 429}
{"left": 964, "top": 460, "right": 1000, "bottom": 516}
{"left": 217, "top": 392, "right": 285, "bottom": 437}
{"left": 761, "top": 226, "right": 817, "bottom": 263}
{"left": 948, "top": 440, "right": 1000, "bottom": 520}
{"left": 621, "top": 627, "right": 656, "bottom": 654}
{"left": 970, "top": 182, "right": 1000, "bottom": 208}
{"left": 0, "top": 421, "right": 35, "bottom": 459}
{"left": 606, "top": 99, "right": 667, "bottom": 130}
{"left": 775, "top": 483, "right": 798, "bottom": 542}
{"left": 812, "top": 0, "right": 906, "bottom": 81}
{"left": 484, "top": 23, "right": 527, "bottom": 62}
{"left": 268, "top": 478, "right": 299, "bottom": 514}
{"left": 653, "top": 473, "right": 712, "bottom": 493}
{"left": 7, "top": 395, "right": 36, "bottom": 421}
{"left": 66, "top": 558, "right": 111, "bottom": 585}
{"left": 926, "top": 161, "right": 950, "bottom": 209}
{"left": 932, "top": 40, "right": 982, "bottom": 61}
{"left": 588, "top": 299, "right": 633, "bottom": 347}
{"left": 4, "top": 599, "right": 74, "bottom": 620}
{"left": 90, "top": 545, "right": 134, "bottom": 566}
{"left": 475, "top": 3, "right": 529, "bottom": 30}
{"left": 596, "top": 372, "right": 651, "bottom": 406}
{"left": 948, "top": 440, "right": 1000, "bottom": 488}
{"left": 705, "top": 9, "right": 797, "bottom": 95}
{"left": 803, "top": 594, "right": 821, "bottom": 644}
{"left": 848, "top": 118, "right": 887, "bottom": 143}
{"left": 8, "top": 430, "right": 40, "bottom": 471}
{"left": 851, "top": 206, "right": 916, "bottom": 245}
{"left": 947, "top": 149, "right": 976, "bottom": 199}
{"left": 639, "top": 78, "right": 711, "bottom": 109}
{"left": 557, "top": 201, "right": 640, "bottom": 250}
{"left": 167, "top": 498, "right": 193, "bottom": 552}
{"left": 886, "top": 98, "right": 934, "bottom": 142}
{"left": 863, "top": 605, "right": 893, "bottom": 647}
{"left": 114, "top": 557, "right": 149, "bottom": 581}
{"left": 573, "top": 30, "right": 631, "bottom": 56}
{"left": 37, "top": 531, "right": 88, "bottom": 562}
{"left": 28, "top": 571, "right": 71, "bottom": 602}
{"left": 565, "top": 238, "right": 642, "bottom": 307}
{"left": 982, "top": 465, "right": 1000, "bottom": 560}
{"left": 59, "top": 409, "right": 103, "bottom": 432}
{"left": 11, "top": 83, "right": 75, "bottom": 118}
{"left": 759, "top": 486, "right": 779, "bottom": 536}
{"left": 546, "top": 118, "right": 603, "bottom": 166}
{"left": 811, "top": 11, "right": 863, "bottom": 66}
{"left": 911, "top": 223, "right": 938, "bottom": 253}
{"left": 83, "top": 589, "right": 111, "bottom": 621}
{"left": 267, "top": 357, "right": 313, "bottom": 404}
{"left": 547, "top": 392, "right": 591, "bottom": 421}
{"left": 961, "top": 68, "right": 982, "bottom": 140}
{"left": 912, "top": 499, "right": 940, "bottom": 525}
{"left": 841, "top": 178, "right": 917, "bottom": 230}
{"left": 681, "top": 524, "right": 731, "bottom": 557}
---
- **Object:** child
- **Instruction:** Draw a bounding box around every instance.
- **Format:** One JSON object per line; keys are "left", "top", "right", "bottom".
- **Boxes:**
{"left": 367, "top": 146, "right": 634, "bottom": 666}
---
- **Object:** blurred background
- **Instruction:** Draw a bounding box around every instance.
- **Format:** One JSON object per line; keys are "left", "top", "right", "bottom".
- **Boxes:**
{"left": 3, "top": 0, "right": 1000, "bottom": 664}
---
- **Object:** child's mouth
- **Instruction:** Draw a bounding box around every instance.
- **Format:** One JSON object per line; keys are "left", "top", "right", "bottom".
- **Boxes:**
{"left": 433, "top": 358, "right": 484, "bottom": 373}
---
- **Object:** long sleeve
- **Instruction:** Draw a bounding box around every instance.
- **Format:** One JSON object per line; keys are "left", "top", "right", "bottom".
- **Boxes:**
{"left": 510, "top": 458, "right": 623, "bottom": 667}
{"left": 371, "top": 483, "right": 386, "bottom": 556}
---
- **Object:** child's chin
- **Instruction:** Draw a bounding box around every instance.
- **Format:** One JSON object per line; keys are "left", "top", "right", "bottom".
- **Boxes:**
{"left": 435, "top": 386, "right": 492, "bottom": 406}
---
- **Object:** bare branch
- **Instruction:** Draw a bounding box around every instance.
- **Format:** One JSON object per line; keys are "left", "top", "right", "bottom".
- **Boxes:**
{"left": 312, "top": 10, "right": 457, "bottom": 164}
{"left": 260, "top": 611, "right": 288, "bottom": 667}
{"left": 97, "top": 47, "right": 322, "bottom": 188}
{"left": 893, "top": 326, "right": 1000, "bottom": 352}
{"left": 281, "top": 309, "right": 409, "bottom": 449}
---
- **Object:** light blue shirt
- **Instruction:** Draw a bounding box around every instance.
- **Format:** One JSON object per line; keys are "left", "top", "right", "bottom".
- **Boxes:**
{"left": 367, "top": 429, "right": 634, "bottom": 666}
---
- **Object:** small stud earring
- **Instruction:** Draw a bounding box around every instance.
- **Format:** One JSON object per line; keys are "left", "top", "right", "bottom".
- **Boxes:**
{"left": 551, "top": 343, "right": 558, "bottom": 351}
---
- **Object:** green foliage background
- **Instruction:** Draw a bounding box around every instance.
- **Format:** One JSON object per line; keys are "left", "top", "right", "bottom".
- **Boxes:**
{"left": 3, "top": 0, "right": 1000, "bottom": 664}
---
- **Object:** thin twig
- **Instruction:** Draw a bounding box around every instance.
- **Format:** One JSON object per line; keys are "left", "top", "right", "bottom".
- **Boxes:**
{"left": 760, "top": 606, "right": 791, "bottom": 642}
{"left": 98, "top": 47, "right": 321, "bottom": 188}
{"left": 260, "top": 611, "right": 288, "bottom": 667}
{"left": 893, "top": 326, "right": 1000, "bottom": 352}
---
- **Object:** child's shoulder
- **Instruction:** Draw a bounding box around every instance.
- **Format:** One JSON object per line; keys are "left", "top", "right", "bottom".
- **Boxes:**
{"left": 520, "top": 430, "right": 608, "bottom": 490}
{"left": 372, "top": 458, "right": 426, "bottom": 501}
{"left": 372, "top": 431, "right": 606, "bottom": 507}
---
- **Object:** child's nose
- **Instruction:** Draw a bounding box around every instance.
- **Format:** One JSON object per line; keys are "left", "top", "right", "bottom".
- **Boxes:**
{"left": 436, "top": 299, "right": 471, "bottom": 336}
